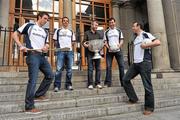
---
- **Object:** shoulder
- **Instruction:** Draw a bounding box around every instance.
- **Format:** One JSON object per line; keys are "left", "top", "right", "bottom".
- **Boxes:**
{"left": 116, "top": 28, "right": 121, "bottom": 32}
{"left": 85, "top": 30, "right": 91, "bottom": 35}
{"left": 105, "top": 28, "right": 110, "bottom": 34}
{"left": 143, "top": 32, "right": 153, "bottom": 38}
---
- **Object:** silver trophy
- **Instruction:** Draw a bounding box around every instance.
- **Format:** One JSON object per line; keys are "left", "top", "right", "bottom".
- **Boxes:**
{"left": 85, "top": 39, "right": 104, "bottom": 59}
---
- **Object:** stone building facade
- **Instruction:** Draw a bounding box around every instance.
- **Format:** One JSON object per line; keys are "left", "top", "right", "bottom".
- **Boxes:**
{"left": 0, "top": 0, "right": 180, "bottom": 71}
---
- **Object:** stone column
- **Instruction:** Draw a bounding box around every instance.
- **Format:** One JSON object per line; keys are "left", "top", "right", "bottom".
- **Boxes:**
{"left": 112, "top": 1, "right": 120, "bottom": 28}
{"left": 0, "top": 0, "right": 9, "bottom": 64}
{"left": 146, "top": 0, "right": 171, "bottom": 71}
{"left": 63, "top": 0, "right": 72, "bottom": 29}
{"left": 162, "top": 0, "right": 180, "bottom": 70}
{"left": 0, "top": 0, "right": 9, "bottom": 28}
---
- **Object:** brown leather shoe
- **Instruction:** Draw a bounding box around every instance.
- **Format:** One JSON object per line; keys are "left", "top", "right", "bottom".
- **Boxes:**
{"left": 25, "top": 108, "right": 42, "bottom": 114}
{"left": 126, "top": 100, "right": 138, "bottom": 104}
{"left": 143, "top": 110, "right": 153, "bottom": 115}
{"left": 34, "top": 96, "right": 49, "bottom": 102}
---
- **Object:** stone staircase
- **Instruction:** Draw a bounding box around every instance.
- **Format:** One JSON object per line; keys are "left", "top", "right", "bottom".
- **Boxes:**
{"left": 0, "top": 70, "right": 180, "bottom": 120}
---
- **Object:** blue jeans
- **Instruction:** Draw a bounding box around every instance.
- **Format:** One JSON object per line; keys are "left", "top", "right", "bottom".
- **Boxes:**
{"left": 123, "top": 61, "right": 154, "bottom": 111}
{"left": 104, "top": 50, "right": 125, "bottom": 86}
{"left": 25, "top": 53, "right": 53, "bottom": 110}
{"left": 54, "top": 51, "right": 74, "bottom": 89}
{"left": 87, "top": 52, "right": 101, "bottom": 86}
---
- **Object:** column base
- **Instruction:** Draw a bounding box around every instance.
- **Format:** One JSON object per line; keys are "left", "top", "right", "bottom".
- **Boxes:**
{"left": 152, "top": 68, "right": 174, "bottom": 73}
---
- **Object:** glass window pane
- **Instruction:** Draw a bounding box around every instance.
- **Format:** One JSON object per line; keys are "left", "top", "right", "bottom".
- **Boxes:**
{"left": 32, "top": 0, "right": 53, "bottom": 12}
{"left": 94, "top": 6, "right": 105, "bottom": 18}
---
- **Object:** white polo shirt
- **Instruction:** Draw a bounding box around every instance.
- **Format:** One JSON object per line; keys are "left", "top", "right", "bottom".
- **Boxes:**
{"left": 133, "top": 31, "right": 156, "bottom": 63}
{"left": 104, "top": 27, "right": 124, "bottom": 52}
{"left": 17, "top": 22, "right": 48, "bottom": 49}
{"left": 53, "top": 27, "right": 75, "bottom": 51}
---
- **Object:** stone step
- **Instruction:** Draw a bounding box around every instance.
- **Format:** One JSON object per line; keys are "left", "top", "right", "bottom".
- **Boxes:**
{"left": 0, "top": 96, "right": 180, "bottom": 120}
{"left": 87, "top": 105, "right": 180, "bottom": 120}
{"left": 0, "top": 76, "right": 180, "bottom": 86}
{"left": 1, "top": 85, "right": 180, "bottom": 102}
{"left": 0, "top": 71, "right": 179, "bottom": 79}
{"left": 0, "top": 88, "right": 180, "bottom": 114}
{"left": 0, "top": 78, "right": 180, "bottom": 93}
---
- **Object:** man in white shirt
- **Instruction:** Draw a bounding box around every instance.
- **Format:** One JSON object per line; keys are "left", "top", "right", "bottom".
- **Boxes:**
{"left": 104, "top": 17, "right": 125, "bottom": 87}
{"left": 53, "top": 17, "right": 76, "bottom": 92}
{"left": 13, "top": 12, "right": 54, "bottom": 114}
{"left": 123, "top": 21, "right": 161, "bottom": 115}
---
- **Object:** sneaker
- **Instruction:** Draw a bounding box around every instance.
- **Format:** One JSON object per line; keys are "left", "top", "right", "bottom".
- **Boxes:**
{"left": 96, "top": 84, "right": 102, "bottom": 89}
{"left": 88, "top": 85, "right": 93, "bottom": 90}
{"left": 25, "top": 108, "right": 42, "bottom": 114}
{"left": 34, "top": 96, "right": 49, "bottom": 102}
{"left": 66, "top": 86, "right": 73, "bottom": 91}
{"left": 54, "top": 87, "right": 59, "bottom": 92}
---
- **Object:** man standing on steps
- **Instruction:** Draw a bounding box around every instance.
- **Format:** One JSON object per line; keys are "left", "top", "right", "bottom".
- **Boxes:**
{"left": 12, "top": 12, "right": 54, "bottom": 114}
{"left": 123, "top": 21, "right": 161, "bottom": 115}
{"left": 82, "top": 20, "right": 103, "bottom": 90}
{"left": 53, "top": 17, "right": 76, "bottom": 92}
{"left": 104, "top": 17, "right": 125, "bottom": 87}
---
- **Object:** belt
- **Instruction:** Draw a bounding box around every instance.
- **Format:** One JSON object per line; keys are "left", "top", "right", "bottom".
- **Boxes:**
{"left": 27, "top": 51, "right": 48, "bottom": 56}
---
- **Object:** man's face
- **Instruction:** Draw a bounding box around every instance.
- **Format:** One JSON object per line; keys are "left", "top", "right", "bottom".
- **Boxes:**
{"left": 62, "top": 18, "right": 69, "bottom": 28}
{"left": 132, "top": 23, "right": 139, "bottom": 33}
{"left": 109, "top": 20, "right": 115, "bottom": 29}
{"left": 91, "top": 21, "right": 98, "bottom": 31}
{"left": 39, "top": 15, "right": 49, "bottom": 26}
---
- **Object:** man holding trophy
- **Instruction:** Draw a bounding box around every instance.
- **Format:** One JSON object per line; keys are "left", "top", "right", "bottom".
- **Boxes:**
{"left": 104, "top": 17, "right": 125, "bottom": 87}
{"left": 83, "top": 20, "right": 103, "bottom": 89}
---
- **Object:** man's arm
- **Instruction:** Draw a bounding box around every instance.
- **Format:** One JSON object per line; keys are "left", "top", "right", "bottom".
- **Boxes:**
{"left": 118, "top": 39, "right": 124, "bottom": 48}
{"left": 12, "top": 31, "right": 27, "bottom": 52}
{"left": 141, "top": 38, "right": 161, "bottom": 49}
{"left": 82, "top": 32, "right": 89, "bottom": 48}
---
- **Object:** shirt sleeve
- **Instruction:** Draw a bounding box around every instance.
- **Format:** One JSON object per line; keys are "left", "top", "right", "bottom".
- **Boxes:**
{"left": 72, "top": 32, "right": 76, "bottom": 42}
{"left": 53, "top": 29, "right": 58, "bottom": 41}
{"left": 17, "top": 23, "right": 29, "bottom": 34}
{"left": 147, "top": 33, "right": 156, "bottom": 41}
{"left": 120, "top": 32, "right": 124, "bottom": 39}
{"left": 45, "top": 34, "right": 49, "bottom": 43}
{"left": 83, "top": 32, "right": 88, "bottom": 43}
{"left": 103, "top": 31, "right": 107, "bottom": 41}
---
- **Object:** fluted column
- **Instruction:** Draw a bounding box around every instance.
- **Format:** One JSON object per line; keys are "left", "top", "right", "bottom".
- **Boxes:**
{"left": 63, "top": 0, "right": 72, "bottom": 29}
{"left": 147, "top": 0, "right": 171, "bottom": 71}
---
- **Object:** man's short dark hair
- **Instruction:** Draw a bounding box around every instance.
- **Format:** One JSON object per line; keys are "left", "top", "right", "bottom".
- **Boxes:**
{"left": 62, "top": 16, "right": 69, "bottom": 22}
{"left": 109, "top": 17, "right": 116, "bottom": 22}
{"left": 37, "top": 12, "right": 50, "bottom": 20}
{"left": 133, "top": 21, "right": 144, "bottom": 29}
{"left": 91, "top": 19, "right": 98, "bottom": 25}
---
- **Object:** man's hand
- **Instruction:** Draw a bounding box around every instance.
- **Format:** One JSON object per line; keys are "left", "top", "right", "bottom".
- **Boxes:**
{"left": 83, "top": 42, "right": 89, "bottom": 48}
{"left": 19, "top": 46, "right": 27, "bottom": 52}
{"left": 141, "top": 43, "right": 148, "bottom": 49}
{"left": 42, "top": 44, "right": 49, "bottom": 53}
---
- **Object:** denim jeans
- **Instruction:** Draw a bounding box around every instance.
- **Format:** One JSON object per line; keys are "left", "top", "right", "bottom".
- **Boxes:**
{"left": 54, "top": 51, "right": 74, "bottom": 89}
{"left": 123, "top": 61, "right": 154, "bottom": 111}
{"left": 104, "top": 50, "right": 125, "bottom": 86}
{"left": 87, "top": 52, "right": 101, "bottom": 86}
{"left": 25, "top": 53, "right": 53, "bottom": 110}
